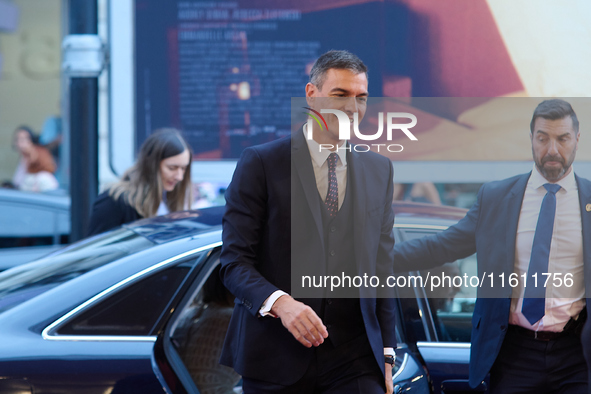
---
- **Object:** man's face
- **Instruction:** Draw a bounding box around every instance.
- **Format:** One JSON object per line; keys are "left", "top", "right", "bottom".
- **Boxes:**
{"left": 305, "top": 68, "right": 368, "bottom": 145}
{"left": 530, "top": 116, "right": 579, "bottom": 182}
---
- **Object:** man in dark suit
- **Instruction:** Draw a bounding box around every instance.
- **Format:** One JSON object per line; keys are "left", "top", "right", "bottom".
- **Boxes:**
{"left": 394, "top": 99, "right": 590, "bottom": 393}
{"left": 219, "top": 50, "right": 397, "bottom": 393}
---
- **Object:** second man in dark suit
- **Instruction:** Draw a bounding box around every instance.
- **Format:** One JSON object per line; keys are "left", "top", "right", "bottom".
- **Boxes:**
{"left": 394, "top": 99, "right": 590, "bottom": 393}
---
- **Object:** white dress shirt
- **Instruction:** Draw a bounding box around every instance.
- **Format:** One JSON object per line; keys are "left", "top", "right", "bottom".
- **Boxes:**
{"left": 509, "top": 165, "right": 585, "bottom": 332}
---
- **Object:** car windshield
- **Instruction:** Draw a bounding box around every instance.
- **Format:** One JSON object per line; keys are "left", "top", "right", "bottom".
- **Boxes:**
{"left": 0, "top": 228, "right": 154, "bottom": 313}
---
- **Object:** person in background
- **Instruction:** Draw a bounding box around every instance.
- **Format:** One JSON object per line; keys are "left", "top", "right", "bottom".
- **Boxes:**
{"left": 11, "top": 125, "right": 59, "bottom": 192}
{"left": 87, "top": 128, "right": 193, "bottom": 236}
{"left": 39, "top": 116, "right": 62, "bottom": 162}
{"left": 39, "top": 115, "right": 65, "bottom": 185}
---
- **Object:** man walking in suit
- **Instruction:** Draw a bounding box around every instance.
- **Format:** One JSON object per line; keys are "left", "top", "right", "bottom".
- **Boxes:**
{"left": 394, "top": 99, "right": 590, "bottom": 393}
{"left": 219, "top": 50, "right": 397, "bottom": 393}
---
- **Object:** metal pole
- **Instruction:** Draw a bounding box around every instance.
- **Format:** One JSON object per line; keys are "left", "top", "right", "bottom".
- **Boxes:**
{"left": 68, "top": 0, "right": 98, "bottom": 241}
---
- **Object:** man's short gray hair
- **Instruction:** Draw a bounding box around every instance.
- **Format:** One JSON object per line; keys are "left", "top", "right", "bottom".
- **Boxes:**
{"left": 309, "top": 50, "right": 368, "bottom": 90}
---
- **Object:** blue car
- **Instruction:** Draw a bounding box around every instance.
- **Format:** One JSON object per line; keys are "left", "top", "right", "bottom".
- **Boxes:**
{"left": 0, "top": 203, "right": 479, "bottom": 394}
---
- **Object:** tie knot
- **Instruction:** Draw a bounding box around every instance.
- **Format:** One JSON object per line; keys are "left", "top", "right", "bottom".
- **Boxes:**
{"left": 543, "top": 183, "right": 561, "bottom": 195}
{"left": 327, "top": 153, "right": 338, "bottom": 169}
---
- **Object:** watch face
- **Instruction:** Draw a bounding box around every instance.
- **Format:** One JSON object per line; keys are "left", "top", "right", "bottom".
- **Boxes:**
{"left": 385, "top": 355, "right": 395, "bottom": 365}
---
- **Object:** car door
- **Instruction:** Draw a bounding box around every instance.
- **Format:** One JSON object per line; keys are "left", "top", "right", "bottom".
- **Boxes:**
{"left": 153, "top": 247, "right": 240, "bottom": 393}
{"left": 396, "top": 226, "right": 487, "bottom": 394}
{"left": 156, "top": 247, "right": 432, "bottom": 394}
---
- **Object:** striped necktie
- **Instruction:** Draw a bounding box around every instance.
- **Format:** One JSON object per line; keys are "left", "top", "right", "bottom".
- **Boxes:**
{"left": 325, "top": 153, "right": 338, "bottom": 218}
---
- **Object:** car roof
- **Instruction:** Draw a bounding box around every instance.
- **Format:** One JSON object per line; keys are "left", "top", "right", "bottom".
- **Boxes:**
{"left": 393, "top": 201, "right": 468, "bottom": 229}
{"left": 126, "top": 203, "right": 467, "bottom": 244}
{"left": 393, "top": 201, "right": 467, "bottom": 221}
{"left": 124, "top": 205, "right": 225, "bottom": 244}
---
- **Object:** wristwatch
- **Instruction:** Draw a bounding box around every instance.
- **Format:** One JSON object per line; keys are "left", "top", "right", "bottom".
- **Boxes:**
{"left": 384, "top": 354, "right": 396, "bottom": 365}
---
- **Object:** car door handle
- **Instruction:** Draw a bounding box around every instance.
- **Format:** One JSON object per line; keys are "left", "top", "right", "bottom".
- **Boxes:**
{"left": 441, "top": 379, "right": 487, "bottom": 392}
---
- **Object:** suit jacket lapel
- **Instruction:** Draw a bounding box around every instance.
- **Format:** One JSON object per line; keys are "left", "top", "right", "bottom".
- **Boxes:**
{"left": 291, "top": 129, "right": 324, "bottom": 250}
{"left": 505, "top": 173, "right": 530, "bottom": 277}
{"left": 575, "top": 174, "right": 591, "bottom": 297}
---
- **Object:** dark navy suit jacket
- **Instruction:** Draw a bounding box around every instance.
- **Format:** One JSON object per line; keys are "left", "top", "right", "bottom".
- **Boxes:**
{"left": 219, "top": 130, "right": 397, "bottom": 385}
{"left": 394, "top": 172, "right": 591, "bottom": 388}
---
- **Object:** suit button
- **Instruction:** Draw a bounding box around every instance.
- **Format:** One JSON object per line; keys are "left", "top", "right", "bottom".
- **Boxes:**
{"left": 326, "top": 324, "right": 332, "bottom": 329}
{"left": 326, "top": 299, "right": 332, "bottom": 305}
{"left": 500, "top": 325, "right": 506, "bottom": 331}
{"left": 330, "top": 250, "right": 336, "bottom": 257}
{"left": 330, "top": 226, "right": 336, "bottom": 233}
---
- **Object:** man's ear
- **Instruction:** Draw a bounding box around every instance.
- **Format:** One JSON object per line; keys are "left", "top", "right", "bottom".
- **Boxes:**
{"left": 305, "top": 82, "right": 316, "bottom": 107}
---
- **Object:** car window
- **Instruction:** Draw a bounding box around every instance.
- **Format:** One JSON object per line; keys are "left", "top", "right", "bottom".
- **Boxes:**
{"left": 170, "top": 256, "right": 241, "bottom": 393}
{"left": 397, "top": 289, "right": 429, "bottom": 343}
{"left": 0, "top": 228, "right": 154, "bottom": 314}
{"left": 420, "top": 257, "right": 476, "bottom": 342}
{"left": 56, "top": 254, "right": 202, "bottom": 336}
{"left": 399, "top": 228, "right": 476, "bottom": 343}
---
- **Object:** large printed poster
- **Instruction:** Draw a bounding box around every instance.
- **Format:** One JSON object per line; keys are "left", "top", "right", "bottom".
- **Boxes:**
{"left": 135, "top": 0, "right": 591, "bottom": 163}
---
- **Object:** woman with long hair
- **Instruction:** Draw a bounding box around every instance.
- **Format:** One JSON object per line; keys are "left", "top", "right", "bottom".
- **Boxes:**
{"left": 11, "top": 125, "right": 59, "bottom": 192}
{"left": 88, "top": 128, "right": 193, "bottom": 236}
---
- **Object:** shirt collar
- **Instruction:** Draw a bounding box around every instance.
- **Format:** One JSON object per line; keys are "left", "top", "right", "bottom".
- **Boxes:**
{"left": 530, "top": 163, "right": 577, "bottom": 193}
{"left": 302, "top": 125, "right": 348, "bottom": 167}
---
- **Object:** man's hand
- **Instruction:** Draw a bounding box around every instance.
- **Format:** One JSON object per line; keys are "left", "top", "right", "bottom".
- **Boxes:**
{"left": 271, "top": 295, "right": 329, "bottom": 348}
{"left": 385, "top": 363, "right": 393, "bottom": 394}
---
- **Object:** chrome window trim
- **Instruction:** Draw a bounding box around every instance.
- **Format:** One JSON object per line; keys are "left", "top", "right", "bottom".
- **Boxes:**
{"left": 42, "top": 242, "right": 222, "bottom": 342}
{"left": 394, "top": 224, "right": 449, "bottom": 230}
{"left": 392, "top": 352, "right": 409, "bottom": 381}
{"left": 416, "top": 341, "right": 471, "bottom": 349}
{"left": 167, "top": 253, "right": 221, "bottom": 336}
{"left": 42, "top": 335, "right": 157, "bottom": 342}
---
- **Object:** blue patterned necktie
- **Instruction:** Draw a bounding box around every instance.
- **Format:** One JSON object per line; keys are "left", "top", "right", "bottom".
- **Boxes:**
{"left": 522, "top": 183, "right": 561, "bottom": 325}
{"left": 325, "top": 153, "right": 339, "bottom": 218}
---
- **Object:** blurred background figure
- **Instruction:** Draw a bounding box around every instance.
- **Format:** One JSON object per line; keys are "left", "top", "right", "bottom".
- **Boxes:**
{"left": 39, "top": 115, "right": 64, "bottom": 185}
{"left": 393, "top": 182, "right": 442, "bottom": 205}
{"left": 87, "top": 128, "right": 193, "bottom": 236}
{"left": 8, "top": 125, "right": 59, "bottom": 192}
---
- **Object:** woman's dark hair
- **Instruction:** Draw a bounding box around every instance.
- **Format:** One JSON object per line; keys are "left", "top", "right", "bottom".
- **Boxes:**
{"left": 110, "top": 128, "right": 193, "bottom": 217}
{"left": 14, "top": 125, "right": 40, "bottom": 145}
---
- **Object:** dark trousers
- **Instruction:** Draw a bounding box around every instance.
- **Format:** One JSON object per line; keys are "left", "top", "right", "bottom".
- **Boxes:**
{"left": 242, "top": 335, "right": 384, "bottom": 394}
{"left": 490, "top": 326, "right": 588, "bottom": 394}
